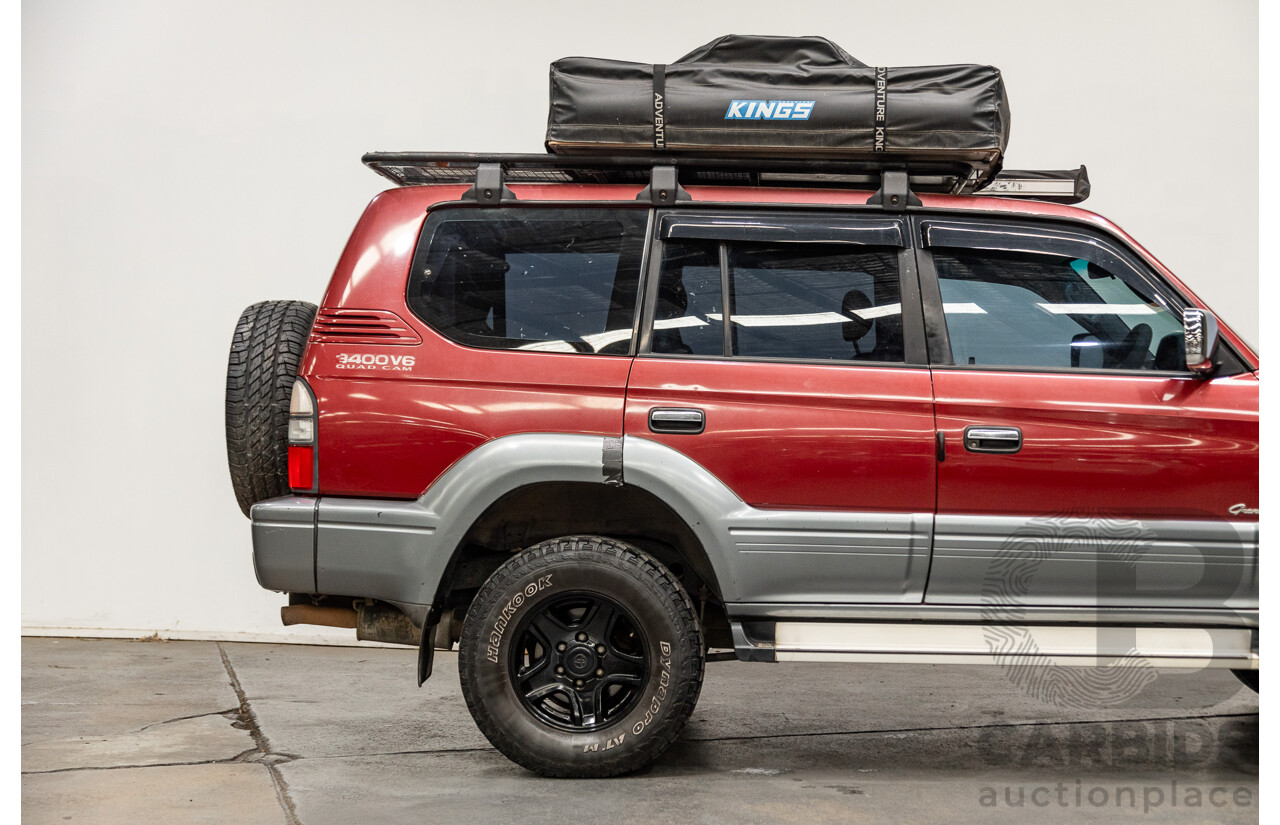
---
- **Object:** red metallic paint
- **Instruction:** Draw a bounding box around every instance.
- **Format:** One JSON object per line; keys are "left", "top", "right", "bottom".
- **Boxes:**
{"left": 933, "top": 370, "right": 1259, "bottom": 520}
{"left": 300, "top": 182, "right": 1258, "bottom": 508}
{"left": 624, "top": 358, "right": 936, "bottom": 512}
{"left": 306, "top": 343, "right": 633, "bottom": 498}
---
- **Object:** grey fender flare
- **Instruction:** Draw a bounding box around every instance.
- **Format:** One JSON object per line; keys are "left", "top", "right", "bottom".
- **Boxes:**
{"left": 618, "top": 437, "right": 746, "bottom": 600}
{"left": 314, "top": 433, "right": 617, "bottom": 607}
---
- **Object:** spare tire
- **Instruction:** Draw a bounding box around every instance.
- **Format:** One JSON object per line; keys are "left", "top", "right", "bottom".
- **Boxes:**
{"left": 225, "top": 300, "right": 317, "bottom": 517}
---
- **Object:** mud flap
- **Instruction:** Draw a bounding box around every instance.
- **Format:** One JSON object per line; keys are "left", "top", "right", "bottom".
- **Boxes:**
{"left": 417, "top": 618, "right": 437, "bottom": 686}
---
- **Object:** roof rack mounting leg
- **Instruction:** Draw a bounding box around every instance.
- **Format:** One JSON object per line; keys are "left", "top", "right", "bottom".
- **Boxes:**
{"left": 865, "top": 169, "right": 921, "bottom": 211}
{"left": 636, "top": 165, "right": 690, "bottom": 204}
{"left": 462, "top": 163, "right": 516, "bottom": 203}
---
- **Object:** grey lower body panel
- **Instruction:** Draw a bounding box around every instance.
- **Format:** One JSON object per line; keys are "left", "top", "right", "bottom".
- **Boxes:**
{"left": 250, "top": 495, "right": 445, "bottom": 607}
{"left": 252, "top": 495, "right": 450, "bottom": 608}
{"left": 315, "top": 498, "right": 441, "bottom": 604}
{"left": 250, "top": 496, "right": 317, "bottom": 594}
{"left": 727, "top": 512, "right": 933, "bottom": 603}
{"left": 926, "top": 515, "right": 1258, "bottom": 609}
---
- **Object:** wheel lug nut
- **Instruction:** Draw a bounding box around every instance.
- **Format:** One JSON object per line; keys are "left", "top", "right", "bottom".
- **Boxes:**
{"left": 556, "top": 642, "right": 566, "bottom": 651}
{"left": 575, "top": 679, "right": 584, "bottom": 687}
{"left": 576, "top": 633, "right": 587, "bottom": 642}
{"left": 556, "top": 666, "right": 564, "bottom": 674}
{"left": 596, "top": 668, "right": 604, "bottom": 677}
{"left": 596, "top": 644, "right": 606, "bottom": 654}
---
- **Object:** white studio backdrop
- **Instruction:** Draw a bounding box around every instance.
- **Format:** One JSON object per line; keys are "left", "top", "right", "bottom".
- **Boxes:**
{"left": 22, "top": 0, "right": 1259, "bottom": 642}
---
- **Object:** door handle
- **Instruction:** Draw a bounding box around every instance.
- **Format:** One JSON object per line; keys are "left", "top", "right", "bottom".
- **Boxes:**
{"left": 649, "top": 408, "right": 705, "bottom": 434}
{"left": 963, "top": 425, "right": 1022, "bottom": 454}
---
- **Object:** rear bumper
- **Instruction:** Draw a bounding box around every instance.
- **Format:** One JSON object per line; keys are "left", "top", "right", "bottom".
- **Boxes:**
{"left": 250, "top": 495, "right": 445, "bottom": 609}
{"left": 250, "top": 496, "right": 317, "bottom": 593}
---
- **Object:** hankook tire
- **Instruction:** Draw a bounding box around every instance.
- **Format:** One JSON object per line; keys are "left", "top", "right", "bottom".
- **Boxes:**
{"left": 459, "top": 535, "right": 705, "bottom": 778}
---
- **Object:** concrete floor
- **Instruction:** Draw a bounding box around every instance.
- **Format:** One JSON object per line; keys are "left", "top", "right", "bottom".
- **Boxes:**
{"left": 22, "top": 637, "right": 1258, "bottom": 824}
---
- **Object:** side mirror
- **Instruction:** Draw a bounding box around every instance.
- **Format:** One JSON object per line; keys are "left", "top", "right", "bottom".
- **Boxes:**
{"left": 1183, "top": 308, "right": 1220, "bottom": 377}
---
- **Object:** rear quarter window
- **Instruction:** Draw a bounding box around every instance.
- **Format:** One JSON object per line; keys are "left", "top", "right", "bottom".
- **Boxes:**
{"left": 406, "top": 208, "right": 647, "bottom": 354}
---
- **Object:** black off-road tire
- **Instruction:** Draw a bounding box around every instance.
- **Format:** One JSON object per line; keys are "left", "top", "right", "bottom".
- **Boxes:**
{"left": 225, "top": 300, "right": 317, "bottom": 517}
{"left": 1232, "top": 669, "right": 1258, "bottom": 692}
{"left": 459, "top": 536, "right": 704, "bottom": 777}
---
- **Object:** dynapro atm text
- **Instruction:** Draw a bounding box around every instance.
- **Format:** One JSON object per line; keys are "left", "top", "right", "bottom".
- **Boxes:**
{"left": 724, "top": 100, "right": 815, "bottom": 120}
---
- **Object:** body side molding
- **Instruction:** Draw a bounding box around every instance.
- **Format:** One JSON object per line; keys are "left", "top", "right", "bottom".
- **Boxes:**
{"left": 928, "top": 514, "right": 1258, "bottom": 609}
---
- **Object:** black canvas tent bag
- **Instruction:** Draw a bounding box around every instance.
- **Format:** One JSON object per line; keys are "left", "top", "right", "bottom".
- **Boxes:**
{"left": 546, "top": 35, "right": 1011, "bottom": 187}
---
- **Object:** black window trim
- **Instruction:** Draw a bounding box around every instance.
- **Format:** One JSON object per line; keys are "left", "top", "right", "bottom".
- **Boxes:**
{"left": 639, "top": 209, "right": 927, "bottom": 367}
{"left": 661, "top": 212, "right": 906, "bottom": 247}
{"left": 911, "top": 214, "right": 1250, "bottom": 378}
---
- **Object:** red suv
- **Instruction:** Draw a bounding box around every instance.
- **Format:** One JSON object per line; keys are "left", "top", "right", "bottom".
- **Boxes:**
{"left": 226, "top": 153, "right": 1258, "bottom": 777}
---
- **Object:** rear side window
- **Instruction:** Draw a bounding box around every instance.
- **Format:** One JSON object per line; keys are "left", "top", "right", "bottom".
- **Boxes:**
{"left": 652, "top": 240, "right": 903, "bottom": 362}
{"left": 407, "top": 208, "right": 647, "bottom": 354}
{"left": 728, "top": 244, "right": 902, "bottom": 361}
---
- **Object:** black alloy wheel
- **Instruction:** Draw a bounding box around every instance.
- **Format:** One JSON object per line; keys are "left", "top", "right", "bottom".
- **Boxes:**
{"left": 509, "top": 593, "right": 649, "bottom": 732}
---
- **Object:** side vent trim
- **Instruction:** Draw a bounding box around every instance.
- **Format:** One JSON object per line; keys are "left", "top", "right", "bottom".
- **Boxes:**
{"left": 310, "top": 309, "right": 423, "bottom": 346}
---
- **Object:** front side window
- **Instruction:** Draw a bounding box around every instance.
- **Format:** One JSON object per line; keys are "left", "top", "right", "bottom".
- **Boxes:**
{"left": 651, "top": 240, "right": 903, "bottom": 362}
{"left": 933, "top": 247, "right": 1185, "bottom": 370}
{"left": 407, "top": 208, "right": 646, "bottom": 354}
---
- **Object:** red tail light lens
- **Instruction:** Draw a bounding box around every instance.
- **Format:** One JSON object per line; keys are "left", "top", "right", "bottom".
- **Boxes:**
{"left": 288, "top": 377, "right": 318, "bottom": 492}
{"left": 288, "top": 445, "right": 314, "bottom": 490}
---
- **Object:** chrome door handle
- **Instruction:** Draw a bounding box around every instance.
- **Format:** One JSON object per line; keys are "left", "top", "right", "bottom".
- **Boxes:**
{"left": 963, "top": 425, "right": 1022, "bottom": 454}
{"left": 649, "top": 408, "right": 705, "bottom": 434}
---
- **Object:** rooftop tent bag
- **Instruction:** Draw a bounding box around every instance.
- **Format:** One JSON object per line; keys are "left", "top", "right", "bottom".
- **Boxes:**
{"left": 545, "top": 34, "right": 1011, "bottom": 188}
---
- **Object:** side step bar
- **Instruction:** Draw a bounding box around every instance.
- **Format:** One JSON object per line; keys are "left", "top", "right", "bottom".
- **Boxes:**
{"left": 731, "top": 621, "right": 1258, "bottom": 670}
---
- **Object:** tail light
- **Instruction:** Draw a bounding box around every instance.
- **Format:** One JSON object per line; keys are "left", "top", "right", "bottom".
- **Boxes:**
{"left": 288, "top": 378, "right": 318, "bottom": 492}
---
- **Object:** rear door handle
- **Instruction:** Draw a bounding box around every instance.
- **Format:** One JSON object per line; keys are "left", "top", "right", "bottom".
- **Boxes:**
{"left": 963, "top": 425, "right": 1022, "bottom": 454}
{"left": 649, "top": 408, "right": 705, "bottom": 434}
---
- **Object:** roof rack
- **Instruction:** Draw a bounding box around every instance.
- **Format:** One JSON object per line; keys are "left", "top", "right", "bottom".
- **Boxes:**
{"left": 361, "top": 152, "right": 1090, "bottom": 205}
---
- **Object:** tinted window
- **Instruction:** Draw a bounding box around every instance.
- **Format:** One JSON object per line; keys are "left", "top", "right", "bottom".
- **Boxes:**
{"left": 728, "top": 244, "right": 902, "bottom": 361}
{"left": 407, "top": 208, "right": 646, "bottom": 354}
{"left": 652, "top": 242, "right": 726, "bottom": 356}
{"left": 651, "top": 240, "right": 903, "bottom": 362}
{"left": 933, "top": 248, "right": 1185, "bottom": 370}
